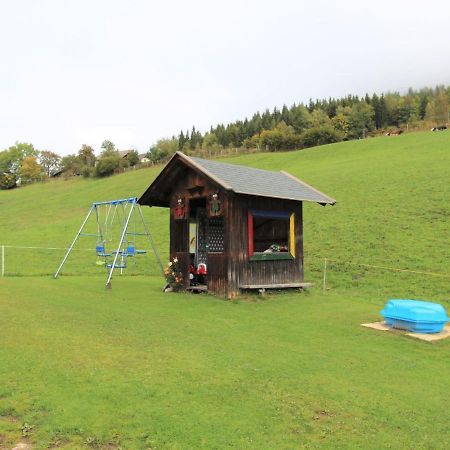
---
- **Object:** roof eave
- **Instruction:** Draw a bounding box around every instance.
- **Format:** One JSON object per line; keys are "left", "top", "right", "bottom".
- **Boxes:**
{"left": 176, "top": 152, "right": 234, "bottom": 191}
{"left": 280, "top": 170, "right": 336, "bottom": 205}
{"left": 137, "top": 152, "right": 234, "bottom": 207}
{"left": 137, "top": 152, "right": 181, "bottom": 206}
{"left": 235, "top": 191, "right": 335, "bottom": 205}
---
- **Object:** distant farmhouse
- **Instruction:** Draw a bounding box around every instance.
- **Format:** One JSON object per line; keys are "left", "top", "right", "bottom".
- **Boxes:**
{"left": 118, "top": 150, "right": 150, "bottom": 163}
{"left": 118, "top": 149, "right": 134, "bottom": 159}
{"left": 139, "top": 153, "right": 150, "bottom": 163}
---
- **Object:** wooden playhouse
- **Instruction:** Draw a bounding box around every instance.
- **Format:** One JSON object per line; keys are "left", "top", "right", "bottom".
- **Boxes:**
{"left": 138, "top": 152, "right": 335, "bottom": 298}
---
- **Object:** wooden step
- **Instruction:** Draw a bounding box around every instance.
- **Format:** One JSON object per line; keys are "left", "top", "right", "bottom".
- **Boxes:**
{"left": 239, "top": 282, "right": 314, "bottom": 290}
{"left": 186, "top": 285, "right": 208, "bottom": 292}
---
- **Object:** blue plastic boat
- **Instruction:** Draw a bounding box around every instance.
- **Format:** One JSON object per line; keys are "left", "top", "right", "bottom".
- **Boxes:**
{"left": 381, "top": 299, "right": 449, "bottom": 334}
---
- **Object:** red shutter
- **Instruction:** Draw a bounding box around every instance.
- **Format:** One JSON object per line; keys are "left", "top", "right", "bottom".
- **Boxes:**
{"left": 247, "top": 212, "right": 254, "bottom": 256}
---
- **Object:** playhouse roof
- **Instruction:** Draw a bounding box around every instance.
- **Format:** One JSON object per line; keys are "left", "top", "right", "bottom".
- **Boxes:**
{"left": 138, "top": 152, "right": 336, "bottom": 207}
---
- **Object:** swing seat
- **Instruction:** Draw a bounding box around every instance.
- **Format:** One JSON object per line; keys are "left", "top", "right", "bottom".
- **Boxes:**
{"left": 126, "top": 245, "right": 146, "bottom": 256}
{"left": 96, "top": 244, "right": 111, "bottom": 257}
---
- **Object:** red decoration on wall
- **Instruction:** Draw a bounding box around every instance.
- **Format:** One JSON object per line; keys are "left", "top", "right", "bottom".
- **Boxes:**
{"left": 173, "top": 198, "right": 186, "bottom": 219}
{"left": 247, "top": 211, "right": 254, "bottom": 256}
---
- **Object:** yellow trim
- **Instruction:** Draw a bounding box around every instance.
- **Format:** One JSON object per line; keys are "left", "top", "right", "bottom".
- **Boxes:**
{"left": 289, "top": 213, "right": 295, "bottom": 258}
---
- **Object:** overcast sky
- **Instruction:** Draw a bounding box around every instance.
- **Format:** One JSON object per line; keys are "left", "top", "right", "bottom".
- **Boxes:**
{"left": 1, "top": 0, "right": 449, "bottom": 155}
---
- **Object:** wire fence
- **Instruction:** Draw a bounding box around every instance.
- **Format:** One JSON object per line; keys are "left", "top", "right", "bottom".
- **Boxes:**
{"left": 0, "top": 245, "right": 165, "bottom": 278}
{"left": 305, "top": 257, "right": 450, "bottom": 302}
{"left": 1, "top": 245, "right": 449, "bottom": 302}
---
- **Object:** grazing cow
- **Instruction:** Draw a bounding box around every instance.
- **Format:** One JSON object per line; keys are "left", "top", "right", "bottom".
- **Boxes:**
{"left": 431, "top": 125, "right": 447, "bottom": 131}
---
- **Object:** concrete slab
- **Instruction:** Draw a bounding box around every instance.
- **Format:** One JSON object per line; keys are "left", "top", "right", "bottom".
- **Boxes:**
{"left": 406, "top": 325, "right": 450, "bottom": 342}
{"left": 361, "top": 321, "right": 450, "bottom": 342}
{"left": 361, "top": 322, "right": 390, "bottom": 331}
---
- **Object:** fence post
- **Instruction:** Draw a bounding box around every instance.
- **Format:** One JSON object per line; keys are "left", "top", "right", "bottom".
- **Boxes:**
{"left": 322, "top": 257, "right": 327, "bottom": 294}
{"left": 1, "top": 245, "right": 4, "bottom": 277}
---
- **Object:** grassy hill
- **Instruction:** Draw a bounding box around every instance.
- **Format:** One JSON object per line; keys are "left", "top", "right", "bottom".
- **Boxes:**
{"left": 1, "top": 131, "right": 450, "bottom": 449}
{"left": 1, "top": 131, "right": 449, "bottom": 297}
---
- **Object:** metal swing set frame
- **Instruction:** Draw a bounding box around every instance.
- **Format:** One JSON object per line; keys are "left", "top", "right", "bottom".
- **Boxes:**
{"left": 54, "top": 197, "right": 163, "bottom": 288}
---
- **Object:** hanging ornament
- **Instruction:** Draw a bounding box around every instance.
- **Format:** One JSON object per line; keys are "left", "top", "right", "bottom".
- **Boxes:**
{"left": 208, "top": 193, "right": 223, "bottom": 217}
{"left": 173, "top": 197, "right": 186, "bottom": 219}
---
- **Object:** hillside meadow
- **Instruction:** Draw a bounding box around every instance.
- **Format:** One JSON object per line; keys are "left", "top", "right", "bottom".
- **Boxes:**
{"left": 0, "top": 131, "right": 449, "bottom": 297}
{"left": 1, "top": 131, "right": 450, "bottom": 448}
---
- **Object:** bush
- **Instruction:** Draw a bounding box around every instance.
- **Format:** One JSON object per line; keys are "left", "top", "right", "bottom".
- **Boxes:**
{"left": 127, "top": 150, "right": 140, "bottom": 166}
{"left": 243, "top": 135, "right": 260, "bottom": 149}
{"left": 81, "top": 166, "right": 93, "bottom": 178}
{"left": 94, "top": 156, "right": 120, "bottom": 177}
{"left": 301, "top": 126, "right": 343, "bottom": 148}
{"left": 0, "top": 172, "right": 17, "bottom": 189}
{"left": 259, "top": 130, "right": 303, "bottom": 152}
{"left": 61, "top": 154, "right": 84, "bottom": 176}
{"left": 148, "top": 147, "right": 170, "bottom": 163}
{"left": 119, "top": 158, "right": 130, "bottom": 169}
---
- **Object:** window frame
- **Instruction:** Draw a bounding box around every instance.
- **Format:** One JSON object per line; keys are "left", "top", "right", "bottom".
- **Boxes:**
{"left": 247, "top": 209, "right": 296, "bottom": 261}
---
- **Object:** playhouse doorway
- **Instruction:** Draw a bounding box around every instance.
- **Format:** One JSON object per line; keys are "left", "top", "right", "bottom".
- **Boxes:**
{"left": 188, "top": 197, "right": 225, "bottom": 289}
{"left": 189, "top": 198, "right": 208, "bottom": 287}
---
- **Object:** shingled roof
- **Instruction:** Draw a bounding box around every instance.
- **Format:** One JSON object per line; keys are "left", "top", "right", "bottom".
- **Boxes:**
{"left": 138, "top": 152, "right": 336, "bottom": 207}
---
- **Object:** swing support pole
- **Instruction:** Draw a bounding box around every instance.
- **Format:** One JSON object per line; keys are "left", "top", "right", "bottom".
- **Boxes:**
{"left": 106, "top": 200, "right": 136, "bottom": 288}
{"left": 94, "top": 205, "right": 104, "bottom": 243}
{"left": 54, "top": 205, "right": 95, "bottom": 279}
{"left": 137, "top": 203, "right": 164, "bottom": 275}
{"left": 55, "top": 197, "right": 163, "bottom": 289}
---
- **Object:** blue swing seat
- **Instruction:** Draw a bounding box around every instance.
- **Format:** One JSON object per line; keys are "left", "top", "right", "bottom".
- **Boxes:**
{"left": 96, "top": 244, "right": 111, "bottom": 257}
{"left": 113, "top": 245, "right": 146, "bottom": 257}
{"left": 126, "top": 245, "right": 146, "bottom": 256}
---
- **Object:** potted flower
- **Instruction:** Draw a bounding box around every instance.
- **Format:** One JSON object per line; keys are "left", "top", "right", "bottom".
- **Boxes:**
{"left": 163, "top": 257, "right": 184, "bottom": 292}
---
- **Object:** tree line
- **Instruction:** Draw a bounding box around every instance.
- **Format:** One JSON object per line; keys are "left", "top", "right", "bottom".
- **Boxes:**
{"left": 149, "top": 85, "right": 450, "bottom": 161}
{"left": 0, "top": 141, "right": 140, "bottom": 190}
{"left": 1, "top": 85, "right": 449, "bottom": 189}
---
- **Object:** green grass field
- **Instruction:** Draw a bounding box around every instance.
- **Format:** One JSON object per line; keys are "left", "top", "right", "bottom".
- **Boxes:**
{"left": 1, "top": 131, "right": 450, "bottom": 448}
{"left": 1, "top": 277, "right": 450, "bottom": 449}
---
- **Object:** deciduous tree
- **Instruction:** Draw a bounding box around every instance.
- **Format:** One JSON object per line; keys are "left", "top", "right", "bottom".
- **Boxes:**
{"left": 39, "top": 150, "right": 61, "bottom": 176}
{"left": 95, "top": 156, "right": 120, "bottom": 177}
{"left": 148, "top": 137, "right": 178, "bottom": 163}
{"left": 301, "top": 126, "right": 343, "bottom": 148}
{"left": 202, "top": 132, "right": 219, "bottom": 151}
{"left": 61, "top": 154, "right": 84, "bottom": 176}
{"left": 427, "top": 91, "right": 449, "bottom": 124}
{"left": 1, "top": 142, "right": 37, "bottom": 175}
{"left": 348, "top": 103, "right": 375, "bottom": 138}
{"left": 20, "top": 156, "right": 44, "bottom": 184}
{"left": 126, "top": 150, "right": 140, "bottom": 166}
{"left": 78, "top": 144, "right": 96, "bottom": 167}
{"left": 100, "top": 140, "right": 117, "bottom": 156}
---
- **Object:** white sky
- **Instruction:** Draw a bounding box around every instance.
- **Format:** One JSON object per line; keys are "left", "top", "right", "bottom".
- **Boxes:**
{"left": 1, "top": 0, "right": 449, "bottom": 155}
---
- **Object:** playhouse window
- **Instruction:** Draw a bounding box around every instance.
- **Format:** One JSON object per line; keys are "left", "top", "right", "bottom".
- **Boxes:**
{"left": 208, "top": 216, "right": 224, "bottom": 253}
{"left": 248, "top": 210, "right": 295, "bottom": 261}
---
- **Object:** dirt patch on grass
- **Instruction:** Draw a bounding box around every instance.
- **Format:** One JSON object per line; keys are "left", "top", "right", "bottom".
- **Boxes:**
{"left": 47, "top": 438, "right": 69, "bottom": 449}
{"left": 2, "top": 415, "right": 19, "bottom": 423}
{"left": 11, "top": 443, "right": 32, "bottom": 450}
{"left": 313, "top": 409, "right": 334, "bottom": 421}
{"left": 0, "top": 432, "right": 23, "bottom": 450}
